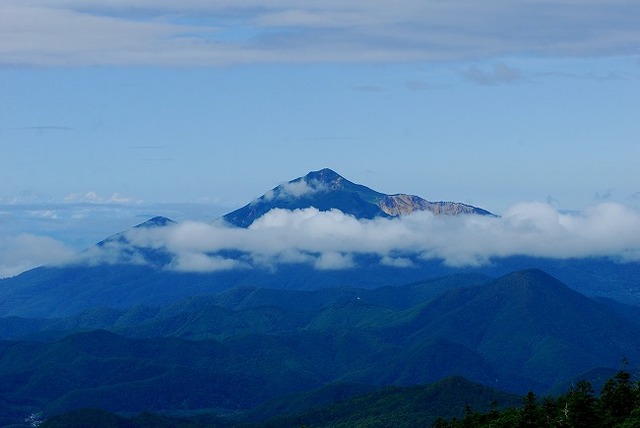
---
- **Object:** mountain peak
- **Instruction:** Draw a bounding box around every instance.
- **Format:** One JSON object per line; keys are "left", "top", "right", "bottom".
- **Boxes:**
{"left": 134, "top": 216, "right": 176, "bottom": 229}
{"left": 483, "top": 269, "right": 584, "bottom": 310}
{"left": 305, "top": 168, "right": 343, "bottom": 181}
{"left": 222, "top": 169, "right": 494, "bottom": 227}
{"left": 495, "top": 269, "right": 564, "bottom": 291}
{"left": 96, "top": 216, "right": 175, "bottom": 248}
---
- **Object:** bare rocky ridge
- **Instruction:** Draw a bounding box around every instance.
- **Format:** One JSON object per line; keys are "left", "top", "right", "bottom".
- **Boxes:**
{"left": 379, "top": 194, "right": 490, "bottom": 216}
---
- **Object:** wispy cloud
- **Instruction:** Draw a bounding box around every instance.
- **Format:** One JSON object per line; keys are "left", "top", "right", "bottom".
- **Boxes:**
{"left": 1, "top": 1, "right": 638, "bottom": 66}
{"left": 262, "top": 178, "right": 328, "bottom": 202}
{"left": 464, "top": 63, "right": 522, "bottom": 85}
{"left": 69, "top": 202, "right": 640, "bottom": 273}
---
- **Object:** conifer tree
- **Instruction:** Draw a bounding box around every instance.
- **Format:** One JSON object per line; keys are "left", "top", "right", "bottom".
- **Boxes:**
{"left": 565, "top": 380, "right": 600, "bottom": 427}
{"left": 601, "top": 366, "right": 634, "bottom": 424}
{"left": 520, "top": 391, "right": 543, "bottom": 428}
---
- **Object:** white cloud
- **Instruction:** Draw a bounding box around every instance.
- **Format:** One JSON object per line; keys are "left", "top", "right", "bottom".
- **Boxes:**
{"left": 67, "top": 202, "right": 640, "bottom": 273}
{"left": 381, "top": 256, "right": 415, "bottom": 268}
{"left": 0, "top": 234, "right": 76, "bottom": 278}
{"left": 262, "top": 179, "right": 328, "bottom": 202}
{"left": 26, "top": 210, "right": 59, "bottom": 219}
{"left": 279, "top": 179, "right": 326, "bottom": 198}
{"left": 169, "top": 252, "right": 246, "bottom": 273}
{"left": 72, "top": 241, "right": 148, "bottom": 267}
{"left": 314, "top": 252, "right": 354, "bottom": 270}
{"left": 1, "top": 1, "right": 638, "bottom": 66}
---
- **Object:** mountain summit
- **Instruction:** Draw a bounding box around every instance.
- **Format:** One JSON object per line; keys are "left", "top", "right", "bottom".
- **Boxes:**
{"left": 222, "top": 168, "right": 494, "bottom": 227}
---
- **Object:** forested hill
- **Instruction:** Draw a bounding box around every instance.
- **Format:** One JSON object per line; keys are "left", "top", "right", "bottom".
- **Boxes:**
{"left": 436, "top": 368, "right": 640, "bottom": 427}
{"left": 38, "top": 369, "right": 640, "bottom": 427}
{"left": 2, "top": 270, "right": 640, "bottom": 426}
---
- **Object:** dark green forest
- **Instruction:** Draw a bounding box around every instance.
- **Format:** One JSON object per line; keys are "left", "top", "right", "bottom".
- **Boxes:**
{"left": 438, "top": 367, "right": 640, "bottom": 428}
{"left": 38, "top": 369, "right": 640, "bottom": 427}
{"left": 3, "top": 270, "right": 640, "bottom": 426}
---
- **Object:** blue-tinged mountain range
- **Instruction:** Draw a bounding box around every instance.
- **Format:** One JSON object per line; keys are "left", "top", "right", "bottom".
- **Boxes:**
{"left": 1, "top": 269, "right": 639, "bottom": 424}
{"left": 0, "top": 168, "right": 639, "bottom": 319}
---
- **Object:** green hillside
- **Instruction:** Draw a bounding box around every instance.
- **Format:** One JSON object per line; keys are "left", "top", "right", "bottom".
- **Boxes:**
{"left": 1, "top": 270, "right": 639, "bottom": 425}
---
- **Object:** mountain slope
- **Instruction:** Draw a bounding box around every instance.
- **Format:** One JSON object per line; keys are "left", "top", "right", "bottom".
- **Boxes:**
{"left": 222, "top": 168, "right": 494, "bottom": 227}
{"left": 257, "top": 376, "right": 521, "bottom": 428}
{"left": 2, "top": 270, "right": 640, "bottom": 421}
{"left": 0, "top": 274, "right": 488, "bottom": 341}
{"left": 0, "top": 329, "right": 332, "bottom": 416}
{"left": 397, "top": 269, "right": 640, "bottom": 389}
{"left": 37, "top": 377, "right": 520, "bottom": 428}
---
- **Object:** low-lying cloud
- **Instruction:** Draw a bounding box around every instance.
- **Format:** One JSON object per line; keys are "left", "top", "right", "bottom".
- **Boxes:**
{"left": 0, "top": 200, "right": 233, "bottom": 278}
{"left": 0, "top": 234, "right": 76, "bottom": 278}
{"left": 69, "top": 202, "right": 640, "bottom": 273}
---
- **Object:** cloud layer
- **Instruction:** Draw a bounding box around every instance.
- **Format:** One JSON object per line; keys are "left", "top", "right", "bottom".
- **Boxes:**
{"left": 0, "top": 199, "right": 231, "bottom": 278}
{"left": 1, "top": 1, "right": 639, "bottom": 66}
{"left": 0, "top": 234, "right": 75, "bottom": 278}
{"left": 71, "top": 202, "right": 640, "bottom": 273}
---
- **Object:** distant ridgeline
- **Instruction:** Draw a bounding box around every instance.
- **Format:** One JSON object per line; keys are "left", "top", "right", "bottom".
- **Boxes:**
{"left": 1, "top": 168, "right": 639, "bottom": 319}
{"left": 37, "top": 369, "right": 640, "bottom": 427}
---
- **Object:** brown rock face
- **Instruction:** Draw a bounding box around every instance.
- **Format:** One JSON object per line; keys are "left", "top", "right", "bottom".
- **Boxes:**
{"left": 379, "top": 194, "right": 490, "bottom": 217}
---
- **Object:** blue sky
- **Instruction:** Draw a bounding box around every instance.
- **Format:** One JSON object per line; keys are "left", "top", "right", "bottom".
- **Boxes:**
{"left": 1, "top": 0, "right": 639, "bottom": 277}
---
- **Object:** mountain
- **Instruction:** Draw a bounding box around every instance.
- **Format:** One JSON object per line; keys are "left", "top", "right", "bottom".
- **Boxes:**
{"left": 249, "top": 376, "right": 521, "bottom": 427}
{"left": 394, "top": 269, "right": 640, "bottom": 390}
{"left": 0, "top": 256, "right": 473, "bottom": 318}
{"left": 37, "top": 377, "right": 520, "bottom": 428}
{"left": 96, "top": 215, "right": 176, "bottom": 247}
{"left": 2, "top": 270, "right": 640, "bottom": 423}
{"left": 222, "top": 168, "right": 494, "bottom": 227}
{"left": 0, "top": 274, "right": 488, "bottom": 341}
{"left": 1, "top": 168, "right": 640, "bottom": 320}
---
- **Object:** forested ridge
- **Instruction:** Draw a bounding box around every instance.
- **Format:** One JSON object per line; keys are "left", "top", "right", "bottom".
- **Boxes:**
{"left": 437, "top": 366, "right": 640, "bottom": 427}
{"left": 38, "top": 368, "right": 640, "bottom": 427}
{"left": 4, "top": 270, "right": 640, "bottom": 426}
